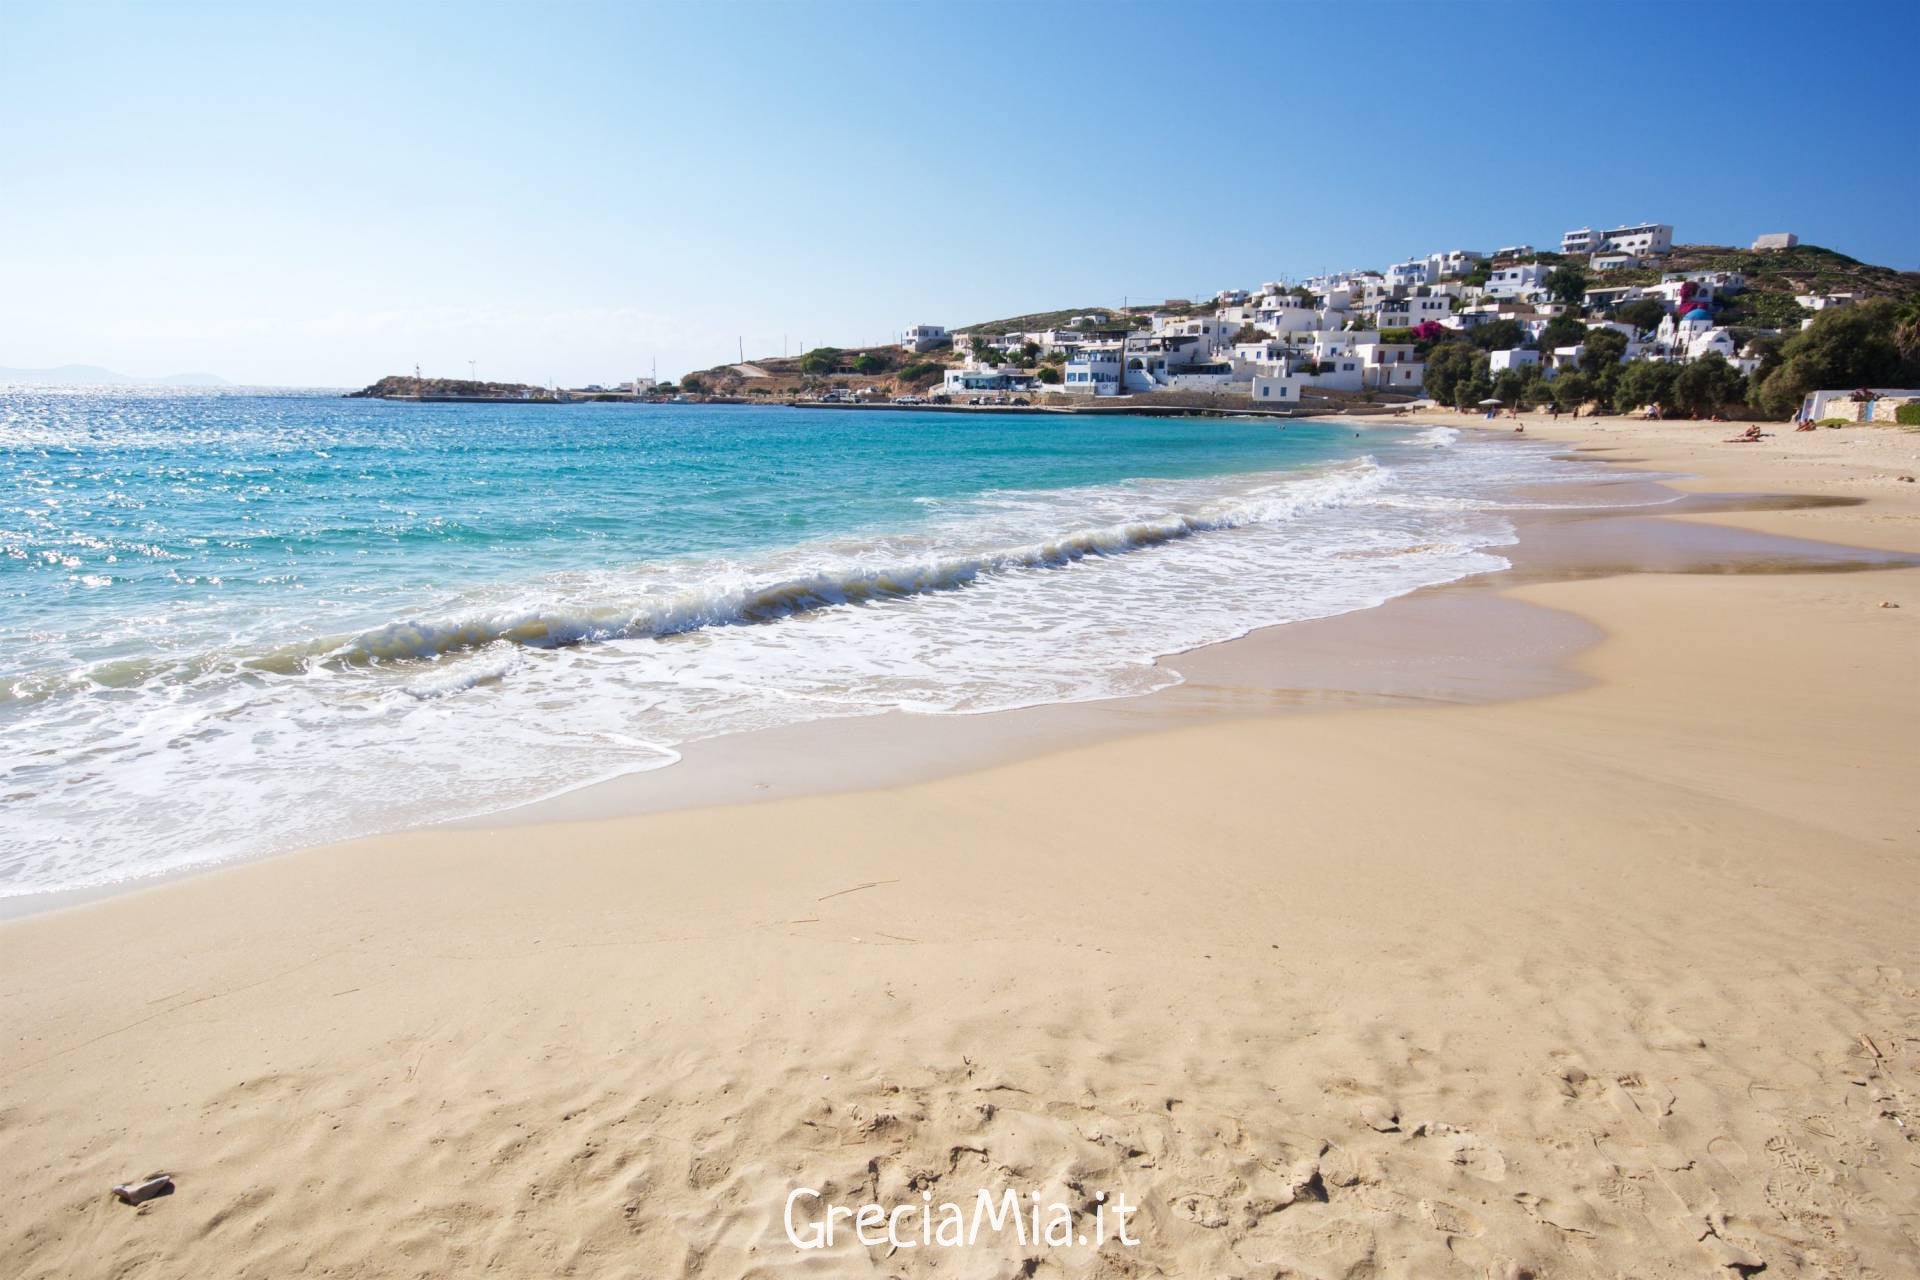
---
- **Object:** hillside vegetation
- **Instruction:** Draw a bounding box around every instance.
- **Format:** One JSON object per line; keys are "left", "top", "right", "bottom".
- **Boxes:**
{"left": 1592, "top": 243, "right": 1920, "bottom": 328}
{"left": 680, "top": 343, "right": 948, "bottom": 399}
{"left": 955, "top": 307, "right": 1117, "bottom": 336}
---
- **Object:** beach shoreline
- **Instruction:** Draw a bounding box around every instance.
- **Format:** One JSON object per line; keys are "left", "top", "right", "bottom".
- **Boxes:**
{"left": 9, "top": 411, "right": 1905, "bottom": 921}
{"left": 3, "top": 413, "right": 1917, "bottom": 1277}
{"left": 0, "top": 420, "right": 1676, "bottom": 921}
{"left": 0, "top": 411, "right": 1568, "bottom": 918}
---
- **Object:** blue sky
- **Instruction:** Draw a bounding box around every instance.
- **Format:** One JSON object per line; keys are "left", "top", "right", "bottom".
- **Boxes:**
{"left": 2, "top": 0, "right": 1914, "bottom": 386}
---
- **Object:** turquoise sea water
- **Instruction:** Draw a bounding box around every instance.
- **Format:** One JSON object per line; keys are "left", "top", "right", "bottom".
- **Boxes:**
{"left": 1, "top": 390, "right": 1570, "bottom": 896}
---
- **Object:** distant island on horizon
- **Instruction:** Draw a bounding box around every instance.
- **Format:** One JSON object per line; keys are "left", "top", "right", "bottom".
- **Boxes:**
{"left": 347, "top": 374, "right": 574, "bottom": 403}
{"left": 0, "top": 363, "right": 229, "bottom": 388}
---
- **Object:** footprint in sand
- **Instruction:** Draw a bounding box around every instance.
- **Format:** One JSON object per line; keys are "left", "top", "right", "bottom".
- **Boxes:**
{"left": 1513, "top": 1190, "right": 1596, "bottom": 1237}
{"left": 1450, "top": 1133, "right": 1507, "bottom": 1182}
{"left": 1418, "top": 1197, "right": 1483, "bottom": 1236}
{"left": 1549, "top": 1062, "right": 1607, "bottom": 1102}
{"left": 1170, "top": 1192, "right": 1230, "bottom": 1229}
{"left": 1423, "top": 1125, "right": 1507, "bottom": 1182}
{"left": 1596, "top": 1172, "right": 1650, "bottom": 1214}
{"left": 1706, "top": 1135, "right": 1748, "bottom": 1172}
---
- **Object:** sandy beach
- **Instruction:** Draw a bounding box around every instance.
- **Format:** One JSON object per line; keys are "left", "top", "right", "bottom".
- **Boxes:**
{"left": 3, "top": 413, "right": 1918, "bottom": 1278}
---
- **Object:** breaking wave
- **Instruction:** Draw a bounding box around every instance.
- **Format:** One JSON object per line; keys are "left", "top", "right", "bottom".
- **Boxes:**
{"left": 327, "top": 461, "right": 1393, "bottom": 666}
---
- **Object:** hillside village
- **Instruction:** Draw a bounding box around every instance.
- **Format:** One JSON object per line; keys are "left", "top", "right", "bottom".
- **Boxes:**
{"left": 670, "top": 223, "right": 1920, "bottom": 423}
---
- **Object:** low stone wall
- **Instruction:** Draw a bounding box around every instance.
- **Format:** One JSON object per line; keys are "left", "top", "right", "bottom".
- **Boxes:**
{"left": 1818, "top": 396, "right": 1918, "bottom": 424}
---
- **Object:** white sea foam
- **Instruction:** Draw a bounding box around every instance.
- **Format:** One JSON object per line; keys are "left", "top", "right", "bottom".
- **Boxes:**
{"left": 0, "top": 432, "right": 1594, "bottom": 898}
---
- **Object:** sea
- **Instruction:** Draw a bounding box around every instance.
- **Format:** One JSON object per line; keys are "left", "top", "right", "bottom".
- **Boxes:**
{"left": 0, "top": 390, "right": 1587, "bottom": 898}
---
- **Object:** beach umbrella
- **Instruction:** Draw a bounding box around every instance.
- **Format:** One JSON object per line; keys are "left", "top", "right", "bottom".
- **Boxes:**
{"left": 1478, "top": 398, "right": 1503, "bottom": 406}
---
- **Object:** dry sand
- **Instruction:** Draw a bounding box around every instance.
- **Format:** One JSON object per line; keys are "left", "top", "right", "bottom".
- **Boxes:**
{"left": 3, "top": 414, "right": 1918, "bottom": 1279}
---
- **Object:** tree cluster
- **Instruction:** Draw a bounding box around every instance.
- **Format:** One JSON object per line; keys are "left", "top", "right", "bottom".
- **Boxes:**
{"left": 797, "top": 347, "right": 843, "bottom": 375}
{"left": 1425, "top": 315, "right": 1747, "bottom": 417}
{"left": 1748, "top": 298, "right": 1920, "bottom": 418}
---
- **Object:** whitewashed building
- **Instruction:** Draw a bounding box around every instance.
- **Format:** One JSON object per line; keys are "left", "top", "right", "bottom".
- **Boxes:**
{"left": 942, "top": 365, "right": 1035, "bottom": 394}
{"left": 1561, "top": 227, "right": 1602, "bottom": 254}
{"left": 1602, "top": 222, "right": 1673, "bottom": 256}
{"left": 901, "top": 324, "right": 950, "bottom": 352}
{"left": 1546, "top": 345, "right": 1587, "bottom": 375}
{"left": 1664, "top": 270, "right": 1745, "bottom": 295}
{"left": 1651, "top": 308, "right": 1739, "bottom": 364}
{"left": 1151, "top": 314, "right": 1236, "bottom": 351}
{"left": 1354, "top": 341, "right": 1425, "bottom": 390}
{"left": 1426, "top": 249, "right": 1485, "bottom": 279}
{"left": 1563, "top": 222, "right": 1674, "bottom": 257}
{"left": 1061, "top": 345, "right": 1124, "bottom": 396}
{"left": 1248, "top": 348, "right": 1366, "bottom": 401}
{"left": 1253, "top": 299, "right": 1328, "bottom": 333}
{"left": 1484, "top": 263, "right": 1547, "bottom": 300}
{"left": 1375, "top": 294, "right": 1453, "bottom": 328}
{"left": 1249, "top": 375, "right": 1303, "bottom": 405}
{"left": 1386, "top": 258, "right": 1434, "bottom": 288}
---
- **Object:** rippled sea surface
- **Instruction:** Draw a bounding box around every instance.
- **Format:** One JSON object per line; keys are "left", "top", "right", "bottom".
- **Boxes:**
{"left": 1, "top": 389, "right": 1584, "bottom": 896}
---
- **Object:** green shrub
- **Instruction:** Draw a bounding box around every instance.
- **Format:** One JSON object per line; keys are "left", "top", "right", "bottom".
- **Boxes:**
{"left": 797, "top": 347, "right": 842, "bottom": 375}
{"left": 1815, "top": 417, "right": 1851, "bottom": 427}
{"left": 1895, "top": 402, "right": 1920, "bottom": 426}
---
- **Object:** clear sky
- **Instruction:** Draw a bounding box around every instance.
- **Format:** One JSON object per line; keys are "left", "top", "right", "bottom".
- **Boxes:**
{"left": 3, "top": 0, "right": 1914, "bottom": 387}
